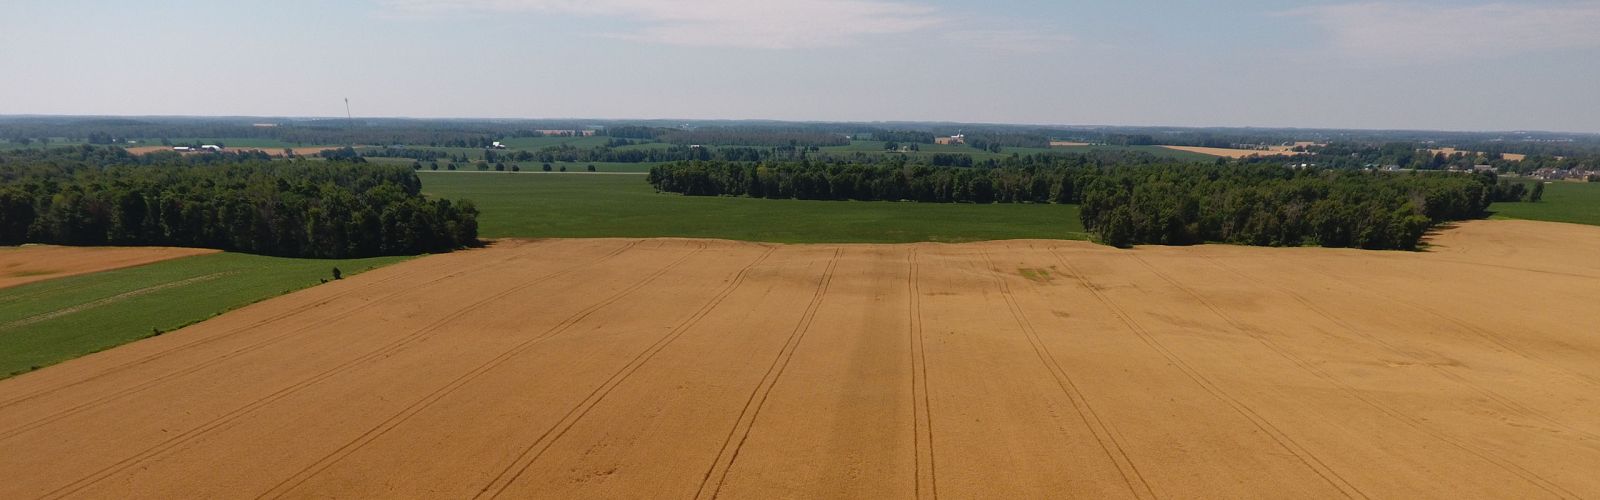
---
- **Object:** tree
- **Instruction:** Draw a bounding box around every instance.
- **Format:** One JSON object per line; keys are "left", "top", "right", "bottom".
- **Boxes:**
{"left": 559, "top": 165, "right": 567, "bottom": 172}
{"left": 495, "top": 162, "right": 506, "bottom": 171}
{"left": 1530, "top": 182, "right": 1545, "bottom": 202}
{"left": 511, "top": 164, "right": 520, "bottom": 172}
{"left": 446, "top": 163, "right": 457, "bottom": 171}
{"left": 586, "top": 164, "right": 596, "bottom": 172}
{"left": 1102, "top": 207, "right": 1136, "bottom": 248}
{"left": 542, "top": 163, "right": 552, "bottom": 172}
{"left": 332, "top": 267, "right": 343, "bottom": 280}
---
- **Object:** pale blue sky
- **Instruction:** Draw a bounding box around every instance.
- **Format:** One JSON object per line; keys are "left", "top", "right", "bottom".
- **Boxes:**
{"left": 3, "top": 0, "right": 1598, "bottom": 132}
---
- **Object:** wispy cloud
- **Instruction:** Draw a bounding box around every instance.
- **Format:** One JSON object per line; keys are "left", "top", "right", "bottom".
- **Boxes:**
{"left": 941, "top": 29, "right": 1074, "bottom": 53}
{"left": 1285, "top": 2, "right": 1600, "bottom": 62}
{"left": 379, "top": 0, "right": 945, "bottom": 49}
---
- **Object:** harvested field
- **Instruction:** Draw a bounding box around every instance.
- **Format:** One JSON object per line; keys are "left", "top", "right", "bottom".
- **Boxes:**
{"left": 3, "top": 220, "right": 1600, "bottom": 498}
{"left": 1049, "top": 141, "right": 1091, "bottom": 147}
{"left": 0, "top": 245, "right": 216, "bottom": 290}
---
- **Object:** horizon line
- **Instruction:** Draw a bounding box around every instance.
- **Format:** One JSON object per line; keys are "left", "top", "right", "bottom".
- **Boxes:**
{"left": 2, "top": 113, "right": 1597, "bottom": 137}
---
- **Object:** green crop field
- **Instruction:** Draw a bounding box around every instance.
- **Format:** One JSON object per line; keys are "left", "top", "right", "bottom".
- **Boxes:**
{"left": 1490, "top": 181, "right": 1600, "bottom": 227}
{"left": 419, "top": 171, "right": 1086, "bottom": 243}
{"left": 0, "top": 253, "right": 407, "bottom": 378}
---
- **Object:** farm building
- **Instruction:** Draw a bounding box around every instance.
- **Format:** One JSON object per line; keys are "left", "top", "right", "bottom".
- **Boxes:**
{"left": 535, "top": 129, "right": 597, "bottom": 137}
{"left": 935, "top": 134, "right": 965, "bottom": 145}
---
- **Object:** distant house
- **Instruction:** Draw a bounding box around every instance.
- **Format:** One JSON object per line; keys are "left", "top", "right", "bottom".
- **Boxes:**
{"left": 1473, "top": 164, "right": 1495, "bottom": 173}
{"left": 200, "top": 145, "right": 223, "bottom": 152}
{"left": 172, "top": 146, "right": 193, "bottom": 152}
{"left": 935, "top": 134, "right": 965, "bottom": 145}
{"left": 490, "top": 141, "right": 508, "bottom": 149}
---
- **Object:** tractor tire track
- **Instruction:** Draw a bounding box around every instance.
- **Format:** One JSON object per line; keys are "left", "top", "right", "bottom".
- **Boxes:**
{"left": 1046, "top": 248, "right": 1366, "bottom": 500}
{"left": 907, "top": 248, "right": 937, "bottom": 500}
{"left": 693, "top": 249, "right": 841, "bottom": 500}
{"left": 35, "top": 241, "right": 646, "bottom": 500}
{"left": 979, "top": 248, "right": 1155, "bottom": 500}
{"left": 468, "top": 246, "right": 778, "bottom": 500}
{"left": 256, "top": 241, "right": 709, "bottom": 500}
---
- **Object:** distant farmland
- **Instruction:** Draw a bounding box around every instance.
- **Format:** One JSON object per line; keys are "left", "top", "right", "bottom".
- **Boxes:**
{"left": 418, "top": 172, "right": 1087, "bottom": 243}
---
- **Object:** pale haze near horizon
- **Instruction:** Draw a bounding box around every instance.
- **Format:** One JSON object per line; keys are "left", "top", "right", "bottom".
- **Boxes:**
{"left": 2, "top": 0, "right": 1598, "bottom": 133}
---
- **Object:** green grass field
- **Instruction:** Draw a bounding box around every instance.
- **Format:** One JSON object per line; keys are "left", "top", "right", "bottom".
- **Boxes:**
{"left": 419, "top": 172, "right": 1086, "bottom": 243}
{"left": 1490, "top": 181, "right": 1600, "bottom": 227}
{"left": 0, "top": 253, "right": 407, "bottom": 378}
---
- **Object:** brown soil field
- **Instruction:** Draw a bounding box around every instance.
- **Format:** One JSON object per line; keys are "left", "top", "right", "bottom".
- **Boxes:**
{"left": 2, "top": 220, "right": 1599, "bottom": 498}
{"left": 0, "top": 245, "right": 217, "bottom": 290}
{"left": 1049, "top": 141, "right": 1091, "bottom": 147}
{"left": 122, "top": 146, "right": 342, "bottom": 157}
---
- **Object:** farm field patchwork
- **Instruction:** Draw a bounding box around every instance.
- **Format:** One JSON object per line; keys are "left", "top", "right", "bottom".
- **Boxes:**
{"left": 1, "top": 220, "right": 1598, "bottom": 497}
{"left": 419, "top": 172, "right": 1088, "bottom": 242}
{"left": 0, "top": 252, "right": 407, "bottom": 377}
{"left": 0, "top": 245, "right": 216, "bottom": 290}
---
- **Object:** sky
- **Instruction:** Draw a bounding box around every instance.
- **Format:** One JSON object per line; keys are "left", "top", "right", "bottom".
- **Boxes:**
{"left": 2, "top": 0, "right": 1598, "bottom": 132}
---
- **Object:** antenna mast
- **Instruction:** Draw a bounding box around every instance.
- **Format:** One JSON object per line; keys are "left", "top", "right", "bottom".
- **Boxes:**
{"left": 344, "top": 98, "right": 354, "bottom": 146}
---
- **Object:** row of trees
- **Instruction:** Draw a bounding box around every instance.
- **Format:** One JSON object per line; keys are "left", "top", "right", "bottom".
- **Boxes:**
{"left": 648, "top": 159, "right": 1095, "bottom": 204}
{"left": 0, "top": 147, "right": 477, "bottom": 258}
{"left": 1078, "top": 165, "right": 1498, "bottom": 250}
{"left": 648, "top": 157, "right": 1505, "bottom": 250}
